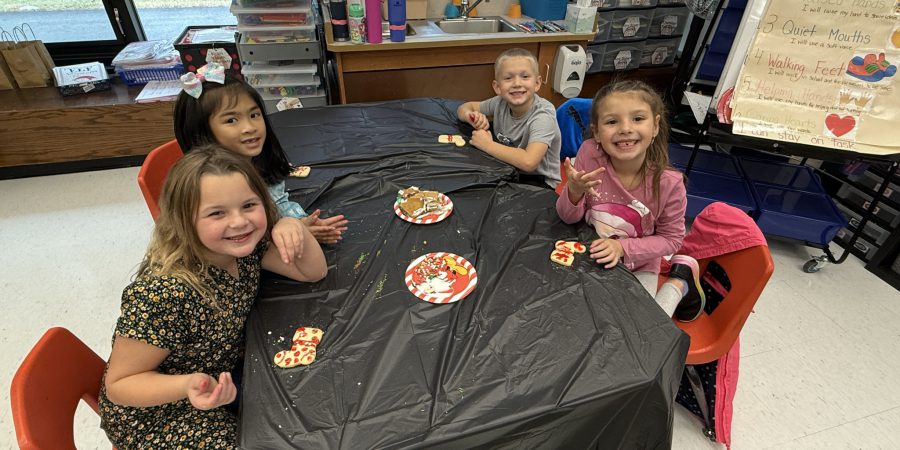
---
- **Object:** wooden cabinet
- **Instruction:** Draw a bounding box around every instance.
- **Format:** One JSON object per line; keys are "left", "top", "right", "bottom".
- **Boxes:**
{"left": 333, "top": 41, "right": 588, "bottom": 107}
{"left": 0, "top": 82, "right": 173, "bottom": 178}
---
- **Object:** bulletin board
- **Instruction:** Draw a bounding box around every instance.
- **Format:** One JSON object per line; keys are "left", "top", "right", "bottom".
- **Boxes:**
{"left": 731, "top": 0, "right": 900, "bottom": 156}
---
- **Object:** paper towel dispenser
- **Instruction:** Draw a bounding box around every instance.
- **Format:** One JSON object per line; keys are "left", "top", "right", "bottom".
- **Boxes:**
{"left": 552, "top": 45, "right": 587, "bottom": 99}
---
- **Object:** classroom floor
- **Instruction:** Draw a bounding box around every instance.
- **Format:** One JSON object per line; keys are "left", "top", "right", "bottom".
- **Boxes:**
{"left": 2, "top": 166, "right": 899, "bottom": 449}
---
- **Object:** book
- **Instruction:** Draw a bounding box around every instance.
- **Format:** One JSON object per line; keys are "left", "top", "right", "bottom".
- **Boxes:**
{"left": 135, "top": 79, "right": 182, "bottom": 103}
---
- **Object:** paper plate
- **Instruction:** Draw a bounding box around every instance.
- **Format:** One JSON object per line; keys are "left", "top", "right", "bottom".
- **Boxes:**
{"left": 717, "top": 87, "right": 734, "bottom": 124}
{"left": 405, "top": 252, "right": 477, "bottom": 304}
{"left": 394, "top": 192, "right": 453, "bottom": 224}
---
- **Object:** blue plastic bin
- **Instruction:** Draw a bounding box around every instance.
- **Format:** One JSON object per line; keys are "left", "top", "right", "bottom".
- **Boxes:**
{"left": 521, "top": 0, "right": 567, "bottom": 20}
{"left": 751, "top": 183, "right": 847, "bottom": 245}
{"left": 739, "top": 157, "right": 823, "bottom": 193}
{"left": 673, "top": 164, "right": 757, "bottom": 218}
{"left": 669, "top": 144, "right": 742, "bottom": 177}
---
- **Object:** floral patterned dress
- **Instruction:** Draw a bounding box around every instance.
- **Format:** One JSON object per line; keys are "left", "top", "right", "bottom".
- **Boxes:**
{"left": 98, "top": 243, "right": 264, "bottom": 449}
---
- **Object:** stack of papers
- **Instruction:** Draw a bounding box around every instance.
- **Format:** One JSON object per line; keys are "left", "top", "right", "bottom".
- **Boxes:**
{"left": 135, "top": 80, "right": 182, "bottom": 103}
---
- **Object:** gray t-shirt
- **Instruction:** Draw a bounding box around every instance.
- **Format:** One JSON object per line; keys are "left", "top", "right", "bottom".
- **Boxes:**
{"left": 480, "top": 94, "right": 561, "bottom": 188}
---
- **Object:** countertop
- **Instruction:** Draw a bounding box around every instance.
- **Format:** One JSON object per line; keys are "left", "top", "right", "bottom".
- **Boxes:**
{"left": 324, "top": 14, "right": 595, "bottom": 52}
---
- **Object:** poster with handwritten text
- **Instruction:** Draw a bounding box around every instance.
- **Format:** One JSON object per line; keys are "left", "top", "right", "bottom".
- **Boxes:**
{"left": 732, "top": 0, "right": 900, "bottom": 156}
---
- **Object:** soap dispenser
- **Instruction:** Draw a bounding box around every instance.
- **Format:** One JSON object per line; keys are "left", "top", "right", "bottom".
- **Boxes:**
{"left": 552, "top": 45, "right": 587, "bottom": 99}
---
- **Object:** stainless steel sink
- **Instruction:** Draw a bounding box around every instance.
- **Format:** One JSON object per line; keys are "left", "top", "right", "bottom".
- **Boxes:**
{"left": 435, "top": 16, "right": 518, "bottom": 34}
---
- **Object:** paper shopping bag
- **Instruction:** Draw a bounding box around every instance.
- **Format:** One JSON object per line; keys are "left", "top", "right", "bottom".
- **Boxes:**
{"left": 1, "top": 41, "right": 52, "bottom": 88}
{"left": 0, "top": 48, "right": 16, "bottom": 90}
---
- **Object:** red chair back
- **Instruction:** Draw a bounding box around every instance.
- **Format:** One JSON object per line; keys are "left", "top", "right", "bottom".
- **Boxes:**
{"left": 137, "top": 139, "right": 184, "bottom": 221}
{"left": 676, "top": 245, "right": 774, "bottom": 365}
{"left": 11, "top": 327, "right": 109, "bottom": 450}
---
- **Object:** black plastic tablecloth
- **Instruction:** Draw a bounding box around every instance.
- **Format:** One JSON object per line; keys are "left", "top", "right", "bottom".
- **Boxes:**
{"left": 238, "top": 98, "right": 689, "bottom": 449}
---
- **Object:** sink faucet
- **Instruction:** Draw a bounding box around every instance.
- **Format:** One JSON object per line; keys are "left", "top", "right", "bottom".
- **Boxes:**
{"left": 459, "top": 0, "right": 486, "bottom": 19}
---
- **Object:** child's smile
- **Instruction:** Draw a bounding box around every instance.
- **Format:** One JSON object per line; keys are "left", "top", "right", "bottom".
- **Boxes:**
{"left": 195, "top": 172, "right": 268, "bottom": 269}
{"left": 592, "top": 91, "right": 660, "bottom": 168}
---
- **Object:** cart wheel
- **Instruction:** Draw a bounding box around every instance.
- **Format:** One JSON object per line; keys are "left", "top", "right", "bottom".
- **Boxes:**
{"left": 703, "top": 427, "right": 716, "bottom": 441}
{"left": 803, "top": 259, "right": 822, "bottom": 273}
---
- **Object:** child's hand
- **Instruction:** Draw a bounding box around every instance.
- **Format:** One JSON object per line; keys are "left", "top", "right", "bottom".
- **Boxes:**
{"left": 590, "top": 238, "right": 624, "bottom": 269}
{"left": 470, "top": 129, "right": 493, "bottom": 150}
{"left": 186, "top": 372, "right": 236, "bottom": 410}
{"left": 565, "top": 158, "right": 605, "bottom": 199}
{"left": 272, "top": 217, "right": 306, "bottom": 264}
{"left": 302, "top": 209, "right": 349, "bottom": 245}
{"left": 467, "top": 111, "right": 490, "bottom": 130}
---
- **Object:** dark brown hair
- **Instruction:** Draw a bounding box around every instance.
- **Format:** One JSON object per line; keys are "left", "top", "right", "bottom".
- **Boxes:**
{"left": 173, "top": 75, "right": 291, "bottom": 185}
{"left": 590, "top": 80, "right": 672, "bottom": 204}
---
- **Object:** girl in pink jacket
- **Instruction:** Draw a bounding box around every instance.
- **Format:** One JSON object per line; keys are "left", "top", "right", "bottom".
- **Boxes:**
{"left": 556, "top": 80, "right": 705, "bottom": 321}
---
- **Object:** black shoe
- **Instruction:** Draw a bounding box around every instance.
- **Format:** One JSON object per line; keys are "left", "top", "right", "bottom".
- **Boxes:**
{"left": 669, "top": 255, "right": 706, "bottom": 322}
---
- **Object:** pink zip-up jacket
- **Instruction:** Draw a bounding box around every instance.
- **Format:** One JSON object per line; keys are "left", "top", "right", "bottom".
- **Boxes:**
{"left": 556, "top": 140, "right": 687, "bottom": 274}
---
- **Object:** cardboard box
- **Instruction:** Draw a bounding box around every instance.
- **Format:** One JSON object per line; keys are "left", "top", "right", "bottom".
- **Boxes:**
{"left": 566, "top": 4, "right": 596, "bottom": 33}
{"left": 52, "top": 62, "right": 111, "bottom": 96}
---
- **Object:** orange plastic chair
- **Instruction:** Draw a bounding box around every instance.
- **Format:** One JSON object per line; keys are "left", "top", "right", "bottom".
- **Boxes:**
{"left": 674, "top": 245, "right": 774, "bottom": 365}
{"left": 10, "top": 327, "right": 111, "bottom": 450}
{"left": 137, "top": 139, "right": 183, "bottom": 221}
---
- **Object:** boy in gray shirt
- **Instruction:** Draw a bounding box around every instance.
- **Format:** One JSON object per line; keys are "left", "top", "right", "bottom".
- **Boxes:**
{"left": 457, "top": 48, "right": 562, "bottom": 188}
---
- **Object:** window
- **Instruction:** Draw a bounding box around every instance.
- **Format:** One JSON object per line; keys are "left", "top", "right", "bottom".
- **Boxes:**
{"left": 133, "top": 1, "right": 235, "bottom": 42}
{"left": 0, "top": 0, "right": 117, "bottom": 43}
{"left": 0, "top": 0, "right": 238, "bottom": 67}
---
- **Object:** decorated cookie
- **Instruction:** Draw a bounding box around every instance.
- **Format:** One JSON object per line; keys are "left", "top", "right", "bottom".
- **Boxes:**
{"left": 273, "top": 326, "right": 324, "bottom": 368}
{"left": 439, "top": 134, "right": 466, "bottom": 147}
{"left": 550, "top": 240, "right": 585, "bottom": 267}
{"left": 289, "top": 166, "right": 311, "bottom": 178}
{"left": 550, "top": 249, "right": 575, "bottom": 266}
{"left": 555, "top": 240, "right": 586, "bottom": 253}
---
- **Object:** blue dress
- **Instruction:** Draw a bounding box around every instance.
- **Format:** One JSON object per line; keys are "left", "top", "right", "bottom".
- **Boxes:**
{"left": 268, "top": 180, "right": 308, "bottom": 218}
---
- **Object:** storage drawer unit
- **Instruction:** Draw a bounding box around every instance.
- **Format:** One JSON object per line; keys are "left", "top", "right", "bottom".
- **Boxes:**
{"left": 641, "top": 37, "right": 680, "bottom": 66}
{"left": 648, "top": 6, "right": 690, "bottom": 37}
{"left": 836, "top": 184, "right": 900, "bottom": 228}
{"left": 586, "top": 42, "right": 644, "bottom": 73}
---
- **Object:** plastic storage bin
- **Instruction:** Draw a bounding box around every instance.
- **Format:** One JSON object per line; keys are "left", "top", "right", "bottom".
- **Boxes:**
{"left": 592, "top": 11, "right": 612, "bottom": 42}
{"left": 116, "top": 64, "right": 184, "bottom": 86}
{"left": 521, "top": 0, "right": 567, "bottom": 20}
{"left": 739, "top": 157, "right": 823, "bottom": 194}
{"left": 835, "top": 202, "right": 891, "bottom": 245}
{"left": 657, "top": 0, "right": 686, "bottom": 5}
{"left": 669, "top": 145, "right": 742, "bottom": 177}
{"left": 586, "top": 42, "right": 644, "bottom": 73}
{"left": 641, "top": 37, "right": 680, "bottom": 66}
{"left": 673, "top": 164, "right": 758, "bottom": 217}
{"left": 238, "top": 33, "right": 320, "bottom": 61}
{"left": 231, "top": 5, "right": 313, "bottom": 27}
{"left": 607, "top": 9, "right": 654, "bottom": 41}
{"left": 849, "top": 170, "right": 900, "bottom": 206}
{"left": 836, "top": 184, "right": 900, "bottom": 227}
{"left": 612, "top": 0, "right": 659, "bottom": 7}
{"left": 238, "top": 24, "right": 316, "bottom": 43}
{"left": 835, "top": 229, "right": 879, "bottom": 260}
{"left": 752, "top": 182, "right": 847, "bottom": 245}
{"left": 234, "top": 0, "right": 310, "bottom": 7}
{"left": 241, "top": 61, "right": 318, "bottom": 85}
{"left": 649, "top": 6, "right": 690, "bottom": 37}
{"left": 251, "top": 77, "right": 320, "bottom": 97}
